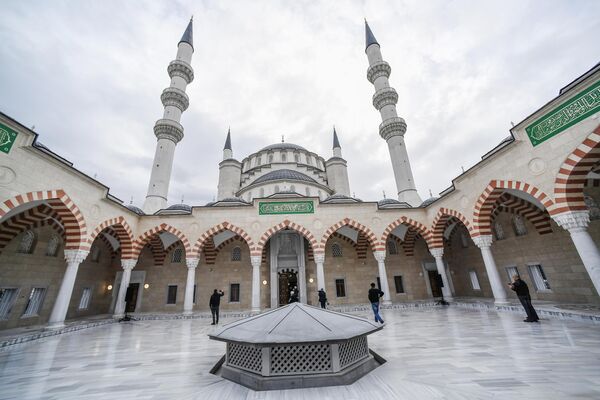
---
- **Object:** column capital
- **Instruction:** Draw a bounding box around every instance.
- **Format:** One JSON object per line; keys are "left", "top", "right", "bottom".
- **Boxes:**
{"left": 429, "top": 247, "right": 444, "bottom": 259}
{"left": 186, "top": 257, "right": 199, "bottom": 269}
{"left": 121, "top": 259, "right": 137, "bottom": 271}
{"left": 473, "top": 235, "right": 493, "bottom": 249}
{"left": 314, "top": 252, "right": 325, "bottom": 264}
{"left": 373, "top": 250, "right": 386, "bottom": 262}
{"left": 250, "top": 255, "right": 262, "bottom": 268}
{"left": 64, "top": 249, "right": 89, "bottom": 264}
{"left": 553, "top": 210, "right": 590, "bottom": 233}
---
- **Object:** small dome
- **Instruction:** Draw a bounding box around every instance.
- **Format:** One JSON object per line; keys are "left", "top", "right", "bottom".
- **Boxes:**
{"left": 209, "top": 197, "right": 250, "bottom": 207}
{"left": 253, "top": 169, "right": 317, "bottom": 185}
{"left": 420, "top": 197, "right": 439, "bottom": 207}
{"left": 259, "top": 143, "right": 307, "bottom": 152}
{"left": 322, "top": 194, "right": 363, "bottom": 204}
{"left": 166, "top": 203, "right": 192, "bottom": 212}
{"left": 126, "top": 205, "right": 145, "bottom": 215}
{"left": 377, "top": 198, "right": 411, "bottom": 209}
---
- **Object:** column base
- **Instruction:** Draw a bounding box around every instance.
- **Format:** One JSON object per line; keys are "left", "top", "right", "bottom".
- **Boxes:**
{"left": 46, "top": 321, "right": 65, "bottom": 329}
{"left": 113, "top": 314, "right": 124, "bottom": 319}
{"left": 494, "top": 300, "right": 511, "bottom": 306}
{"left": 382, "top": 300, "right": 392, "bottom": 306}
{"left": 183, "top": 310, "right": 193, "bottom": 316}
{"left": 251, "top": 307, "right": 261, "bottom": 313}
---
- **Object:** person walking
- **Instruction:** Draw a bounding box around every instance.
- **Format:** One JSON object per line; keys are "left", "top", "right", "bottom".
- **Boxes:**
{"left": 318, "top": 288, "right": 328, "bottom": 309}
{"left": 209, "top": 289, "right": 224, "bottom": 325}
{"left": 368, "top": 283, "right": 385, "bottom": 324}
{"left": 508, "top": 275, "right": 539, "bottom": 323}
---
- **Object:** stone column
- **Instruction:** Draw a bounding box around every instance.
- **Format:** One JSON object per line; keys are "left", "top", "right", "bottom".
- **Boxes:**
{"left": 429, "top": 248, "right": 454, "bottom": 301}
{"left": 183, "top": 257, "right": 199, "bottom": 315}
{"left": 113, "top": 259, "right": 137, "bottom": 318}
{"left": 373, "top": 250, "right": 391, "bottom": 304}
{"left": 251, "top": 255, "right": 262, "bottom": 312}
{"left": 473, "top": 235, "right": 509, "bottom": 305}
{"left": 554, "top": 210, "right": 600, "bottom": 295}
{"left": 48, "top": 249, "right": 89, "bottom": 328}
{"left": 314, "top": 253, "right": 326, "bottom": 291}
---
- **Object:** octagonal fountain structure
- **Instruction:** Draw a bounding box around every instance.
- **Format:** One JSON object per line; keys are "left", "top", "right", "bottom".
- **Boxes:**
{"left": 208, "top": 302, "right": 385, "bottom": 390}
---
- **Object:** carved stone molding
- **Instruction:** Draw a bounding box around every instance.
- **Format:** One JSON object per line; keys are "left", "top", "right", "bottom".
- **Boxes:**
{"left": 186, "top": 257, "right": 200, "bottom": 269}
{"left": 121, "top": 259, "right": 137, "bottom": 270}
{"left": 167, "top": 59, "right": 194, "bottom": 83}
{"left": 472, "top": 235, "right": 493, "bottom": 249}
{"left": 372, "top": 87, "right": 398, "bottom": 110}
{"left": 154, "top": 119, "right": 184, "bottom": 143}
{"left": 553, "top": 210, "right": 590, "bottom": 233}
{"left": 250, "top": 255, "right": 262, "bottom": 267}
{"left": 373, "top": 250, "right": 386, "bottom": 262}
{"left": 379, "top": 117, "right": 407, "bottom": 140}
{"left": 366, "top": 61, "right": 391, "bottom": 84}
{"left": 161, "top": 87, "right": 189, "bottom": 111}
{"left": 429, "top": 248, "right": 444, "bottom": 258}
{"left": 64, "top": 250, "right": 89, "bottom": 265}
{"left": 313, "top": 253, "right": 325, "bottom": 264}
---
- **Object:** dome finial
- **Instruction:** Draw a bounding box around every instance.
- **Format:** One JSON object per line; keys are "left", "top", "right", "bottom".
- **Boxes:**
{"left": 382, "top": 190, "right": 386, "bottom": 199}
{"left": 281, "top": 135, "right": 285, "bottom": 143}
{"left": 429, "top": 189, "right": 433, "bottom": 197}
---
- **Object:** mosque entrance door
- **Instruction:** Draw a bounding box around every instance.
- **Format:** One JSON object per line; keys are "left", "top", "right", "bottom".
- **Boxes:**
{"left": 278, "top": 270, "right": 298, "bottom": 306}
{"left": 125, "top": 283, "right": 140, "bottom": 313}
{"left": 428, "top": 271, "right": 443, "bottom": 298}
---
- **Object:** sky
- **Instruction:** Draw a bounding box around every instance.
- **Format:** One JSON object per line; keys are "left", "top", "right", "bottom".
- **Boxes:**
{"left": 1, "top": 0, "right": 599, "bottom": 207}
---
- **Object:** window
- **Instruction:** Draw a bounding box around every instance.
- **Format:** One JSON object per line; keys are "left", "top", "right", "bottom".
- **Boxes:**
{"left": 290, "top": 185, "right": 295, "bottom": 192}
{"left": 18, "top": 230, "right": 36, "bottom": 254}
{"left": 387, "top": 240, "right": 398, "bottom": 255}
{"left": 91, "top": 246, "right": 101, "bottom": 262}
{"left": 230, "top": 283, "right": 240, "bottom": 302}
{"left": 256, "top": 156, "right": 262, "bottom": 166}
{"left": 493, "top": 221, "right": 505, "bottom": 241}
{"left": 247, "top": 192, "right": 252, "bottom": 201}
{"left": 469, "top": 271, "right": 481, "bottom": 290}
{"left": 528, "top": 264, "right": 551, "bottom": 291}
{"left": 394, "top": 276, "right": 405, "bottom": 294}
{"left": 331, "top": 243, "right": 342, "bottom": 257}
{"left": 193, "top": 284, "right": 197, "bottom": 304}
{"left": 46, "top": 234, "right": 61, "bottom": 256}
{"left": 294, "top": 153, "right": 300, "bottom": 163}
{"left": 585, "top": 195, "right": 600, "bottom": 220}
{"left": 460, "top": 233, "right": 469, "bottom": 248}
{"left": 268, "top": 154, "right": 273, "bottom": 163}
{"left": 171, "top": 248, "right": 183, "bottom": 263}
{"left": 22, "top": 288, "right": 46, "bottom": 317}
{"left": 335, "top": 279, "right": 346, "bottom": 297}
{"left": 231, "top": 246, "right": 242, "bottom": 261}
{"left": 512, "top": 215, "right": 528, "bottom": 236}
{"left": 506, "top": 266, "right": 519, "bottom": 281}
{"left": 259, "top": 188, "right": 265, "bottom": 197}
{"left": 78, "top": 287, "right": 92, "bottom": 310}
{"left": 0, "top": 288, "right": 19, "bottom": 320}
{"left": 307, "top": 157, "right": 312, "bottom": 165}
{"left": 281, "top": 153, "right": 287, "bottom": 162}
{"left": 167, "top": 285, "right": 178, "bottom": 304}
{"left": 305, "top": 187, "right": 310, "bottom": 196}
{"left": 274, "top": 185, "right": 280, "bottom": 193}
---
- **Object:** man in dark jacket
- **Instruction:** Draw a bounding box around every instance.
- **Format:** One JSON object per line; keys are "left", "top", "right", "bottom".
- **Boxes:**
{"left": 508, "top": 275, "right": 539, "bottom": 322}
{"left": 318, "top": 288, "right": 328, "bottom": 309}
{"left": 209, "top": 289, "right": 224, "bottom": 325}
{"left": 368, "top": 283, "right": 385, "bottom": 324}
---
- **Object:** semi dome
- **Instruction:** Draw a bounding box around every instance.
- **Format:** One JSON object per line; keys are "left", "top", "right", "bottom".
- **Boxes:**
{"left": 420, "top": 197, "right": 439, "bottom": 207}
{"left": 377, "top": 198, "right": 411, "bottom": 209}
{"left": 322, "top": 194, "right": 363, "bottom": 204}
{"left": 253, "top": 169, "right": 317, "bottom": 185}
{"left": 208, "top": 197, "right": 250, "bottom": 207}
{"left": 166, "top": 203, "right": 192, "bottom": 212}
{"left": 259, "top": 143, "right": 307, "bottom": 152}
{"left": 126, "top": 204, "right": 145, "bottom": 215}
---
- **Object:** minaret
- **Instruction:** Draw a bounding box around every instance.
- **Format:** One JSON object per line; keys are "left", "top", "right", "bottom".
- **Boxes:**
{"left": 143, "top": 18, "right": 195, "bottom": 214}
{"left": 326, "top": 127, "right": 351, "bottom": 196}
{"left": 217, "top": 128, "right": 242, "bottom": 200}
{"left": 365, "top": 20, "right": 422, "bottom": 206}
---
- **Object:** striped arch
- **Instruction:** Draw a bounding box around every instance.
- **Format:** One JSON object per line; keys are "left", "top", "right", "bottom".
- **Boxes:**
{"left": 257, "top": 220, "right": 318, "bottom": 256}
{"left": 132, "top": 223, "right": 191, "bottom": 260}
{"left": 554, "top": 124, "right": 600, "bottom": 213}
{"left": 148, "top": 235, "right": 166, "bottom": 265}
{"left": 430, "top": 208, "right": 473, "bottom": 249}
{"left": 320, "top": 218, "right": 380, "bottom": 252}
{"left": 0, "top": 190, "right": 87, "bottom": 251}
{"left": 192, "top": 222, "right": 255, "bottom": 258}
{"left": 491, "top": 193, "right": 553, "bottom": 235}
{"left": 88, "top": 217, "right": 134, "bottom": 259}
{"left": 0, "top": 204, "right": 64, "bottom": 254}
{"left": 473, "top": 180, "right": 555, "bottom": 237}
{"left": 380, "top": 216, "right": 432, "bottom": 249}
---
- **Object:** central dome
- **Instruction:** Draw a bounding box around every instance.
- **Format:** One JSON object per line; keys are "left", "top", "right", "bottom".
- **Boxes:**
{"left": 259, "top": 143, "right": 307, "bottom": 152}
{"left": 253, "top": 169, "right": 317, "bottom": 185}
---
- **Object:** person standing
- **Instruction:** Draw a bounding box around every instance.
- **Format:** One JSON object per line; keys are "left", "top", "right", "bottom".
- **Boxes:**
{"left": 508, "top": 275, "right": 539, "bottom": 323}
{"left": 368, "top": 283, "right": 385, "bottom": 324}
{"left": 209, "top": 289, "right": 224, "bottom": 325}
{"left": 318, "top": 288, "right": 328, "bottom": 309}
{"left": 289, "top": 290, "right": 299, "bottom": 303}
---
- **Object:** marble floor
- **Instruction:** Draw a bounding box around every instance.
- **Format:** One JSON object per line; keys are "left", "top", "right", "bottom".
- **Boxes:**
{"left": 1, "top": 307, "right": 599, "bottom": 399}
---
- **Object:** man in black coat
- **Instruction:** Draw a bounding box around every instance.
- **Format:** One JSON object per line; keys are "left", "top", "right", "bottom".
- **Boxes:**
{"left": 508, "top": 275, "right": 539, "bottom": 322}
{"left": 368, "top": 283, "right": 385, "bottom": 324}
{"left": 318, "top": 288, "right": 328, "bottom": 309}
{"left": 209, "top": 289, "right": 224, "bottom": 325}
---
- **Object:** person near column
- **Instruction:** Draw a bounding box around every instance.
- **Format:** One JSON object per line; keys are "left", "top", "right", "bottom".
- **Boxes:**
{"left": 318, "top": 288, "right": 328, "bottom": 309}
{"left": 508, "top": 275, "right": 539, "bottom": 323}
{"left": 209, "top": 289, "right": 224, "bottom": 325}
{"left": 368, "top": 283, "right": 385, "bottom": 324}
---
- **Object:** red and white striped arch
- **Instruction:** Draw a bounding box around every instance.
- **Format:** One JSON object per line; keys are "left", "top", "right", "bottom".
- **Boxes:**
{"left": 257, "top": 220, "right": 318, "bottom": 256}
{"left": 132, "top": 223, "right": 191, "bottom": 260}
{"left": 380, "top": 216, "right": 432, "bottom": 249}
{"left": 192, "top": 222, "right": 254, "bottom": 258}
{"left": 430, "top": 208, "right": 473, "bottom": 249}
{"left": 491, "top": 193, "right": 553, "bottom": 235}
{"left": 88, "top": 217, "right": 135, "bottom": 259}
{"left": 321, "top": 218, "right": 379, "bottom": 252}
{"left": 0, "top": 204, "right": 65, "bottom": 254}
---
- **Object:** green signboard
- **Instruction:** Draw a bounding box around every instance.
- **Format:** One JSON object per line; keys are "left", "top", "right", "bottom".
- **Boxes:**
{"left": 259, "top": 200, "right": 314, "bottom": 215}
{"left": 525, "top": 79, "right": 600, "bottom": 146}
{"left": 0, "top": 122, "right": 18, "bottom": 154}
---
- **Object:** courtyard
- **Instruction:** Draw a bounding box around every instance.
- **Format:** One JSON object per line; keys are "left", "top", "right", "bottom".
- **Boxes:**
{"left": 1, "top": 307, "right": 599, "bottom": 399}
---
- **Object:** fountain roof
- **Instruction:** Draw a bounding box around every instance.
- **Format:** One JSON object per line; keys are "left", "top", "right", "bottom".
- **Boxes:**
{"left": 209, "top": 303, "right": 382, "bottom": 344}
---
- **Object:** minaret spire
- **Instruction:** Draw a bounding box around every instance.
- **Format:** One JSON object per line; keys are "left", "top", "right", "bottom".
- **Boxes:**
{"left": 365, "top": 20, "right": 422, "bottom": 206}
{"left": 223, "top": 128, "right": 233, "bottom": 160}
{"left": 333, "top": 126, "right": 341, "bottom": 149}
{"left": 326, "top": 126, "right": 351, "bottom": 196}
{"left": 143, "top": 19, "right": 195, "bottom": 213}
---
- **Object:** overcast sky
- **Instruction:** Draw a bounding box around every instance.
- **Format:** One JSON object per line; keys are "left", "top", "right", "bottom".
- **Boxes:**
{"left": 1, "top": 0, "right": 599, "bottom": 207}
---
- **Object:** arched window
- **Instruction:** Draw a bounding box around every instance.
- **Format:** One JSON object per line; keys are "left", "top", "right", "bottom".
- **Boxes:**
{"left": 274, "top": 185, "right": 280, "bottom": 193}
{"left": 387, "top": 240, "right": 398, "bottom": 255}
{"left": 493, "top": 221, "right": 505, "bottom": 241}
{"left": 91, "top": 246, "right": 101, "bottom": 262}
{"left": 294, "top": 153, "right": 300, "bottom": 163}
{"left": 247, "top": 191, "right": 252, "bottom": 201}
{"left": 259, "top": 188, "right": 265, "bottom": 198}
{"left": 281, "top": 153, "right": 287, "bottom": 162}
{"left": 332, "top": 243, "right": 342, "bottom": 257}
{"left": 171, "top": 248, "right": 183, "bottom": 263}
{"left": 290, "top": 185, "right": 295, "bottom": 192}
{"left": 307, "top": 157, "right": 312, "bottom": 165}
{"left": 231, "top": 246, "right": 242, "bottom": 261}
{"left": 585, "top": 195, "right": 600, "bottom": 220}
{"left": 46, "top": 234, "right": 61, "bottom": 257}
{"left": 318, "top": 190, "right": 322, "bottom": 199}
{"left": 268, "top": 153, "right": 274, "bottom": 163}
{"left": 305, "top": 187, "right": 310, "bottom": 196}
{"left": 512, "top": 215, "right": 528, "bottom": 236}
{"left": 460, "top": 232, "right": 469, "bottom": 248}
{"left": 18, "top": 230, "right": 36, "bottom": 254}
{"left": 256, "top": 156, "right": 262, "bottom": 166}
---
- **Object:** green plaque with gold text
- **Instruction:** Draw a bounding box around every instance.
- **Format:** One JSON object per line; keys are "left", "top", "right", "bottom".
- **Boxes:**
{"left": 0, "top": 122, "right": 18, "bottom": 154}
{"left": 258, "top": 201, "right": 314, "bottom": 215}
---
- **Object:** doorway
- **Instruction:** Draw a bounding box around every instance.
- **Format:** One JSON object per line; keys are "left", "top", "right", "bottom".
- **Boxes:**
{"left": 125, "top": 283, "right": 140, "bottom": 313}
{"left": 278, "top": 270, "right": 298, "bottom": 306}
{"left": 428, "top": 271, "right": 443, "bottom": 297}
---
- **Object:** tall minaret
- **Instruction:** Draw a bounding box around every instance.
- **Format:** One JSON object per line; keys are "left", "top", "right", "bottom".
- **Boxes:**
{"left": 143, "top": 18, "right": 195, "bottom": 214}
{"left": 217, "top": 129, "right": 242, "bottom": 200}
{"left": 326, "top": 127, "right": 351, "bottom": 196}
{"left": 365, "top": 20, "right": 422, "bottom": 206}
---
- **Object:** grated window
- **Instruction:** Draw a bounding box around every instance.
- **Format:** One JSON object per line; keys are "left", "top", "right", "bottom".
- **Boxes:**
{"left": 227, "top": 343, "right": 262, "bottom": 373}
{"left": 18, "top": 230, "right": 36, "bottom": 254}
{"left": 231, "top": 246, "right": 241, "bottom": 261}
{"left": 339, "top": 336, "right": 369, "bottom": 369}
{"left": 270, "top": 344, "right": 332, "bottom": 375}
{"left": 171, "top": 248, "right": 183, "bottom": 263}
{"left": 332, "top": 243, "right": 342, "bottom": 257}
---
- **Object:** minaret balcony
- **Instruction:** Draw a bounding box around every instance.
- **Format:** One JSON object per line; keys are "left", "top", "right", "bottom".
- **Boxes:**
{"left": 167, "top": 59, "right": 195, "bottom": 84}
{"left": 379, "top": 117, "right": 407, "bottom": 141}
{"left": 154, "top": 119, "right": 184, "bottom": 143}
{"left": 367, "top": 61, "right": 391, "bottom": 84}
{"left": 372, "top": 87, "right": 398, "bottom": 110}
{"left": 161, "top": 87, "right": 189, "bottom": 111}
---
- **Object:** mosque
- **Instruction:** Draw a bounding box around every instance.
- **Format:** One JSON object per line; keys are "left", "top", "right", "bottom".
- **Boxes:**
{"left": 0, "top": 18, "right": 599, "bottom": 331}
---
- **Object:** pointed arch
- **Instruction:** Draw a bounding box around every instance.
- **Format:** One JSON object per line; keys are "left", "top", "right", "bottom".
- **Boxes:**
{"left": 192, "top": 222, "right": 255, "bottom": 258}
{"left": 554, "top": 124, "right": 600, "bottom": 213}
{"left": 132, "top": 223, "right": 191, "bottom": 259}
{"left": 88, "top": 217, "right": 135, "bottom": 259}
{"left": 257, "top": 220, "right": 318, "bottom": 256}
{"left": 321, "top": 218, "right": 380, "bottom": 252}
{"left": 430, "top": 208, "right": 473, "bottom": 249}
{"left": 472, "top": 180, "right": 555, "bottom": 237}
{"left": 380, "top": 216, "right": 432, "bottom": 248}
{"left": 0, "top": 190, "right": 87, "bottom": 251}
{"left": 492, "top": 193, "right": 553, "bottom": 235}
